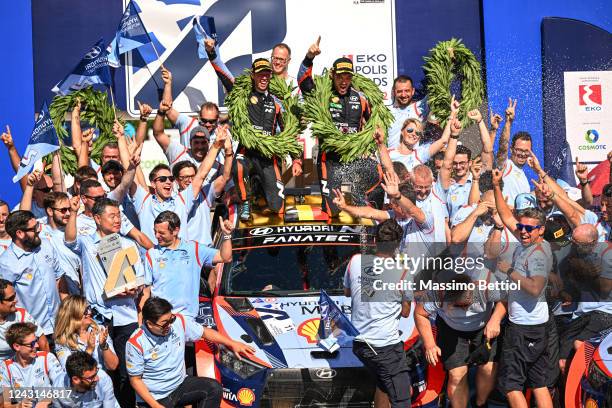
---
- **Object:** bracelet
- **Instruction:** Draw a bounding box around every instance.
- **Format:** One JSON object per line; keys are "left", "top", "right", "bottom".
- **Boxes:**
{"left": 540, "top": 172, "right": 548, "bottom": 180}
{"left": 225, "top": 150, "right": 234, "bottom": 156}
{"left": 450, "top": 135, "right": 460, "bottom": 139}
{"left": 477, "top": 119, "right": 483, "bottom": 124}
{"left": 157, "top": 110, "right": 167, "bottom": 116}
{"left": 139, "top": 116, "right": 148, "bottom": 121}
{"left": 222, "top": 234, "right": 232, "bottom": 241}
{"left": 505, "top": 267, "right": 514, "bottom": 276}
{"left": 493, "top": 225, "right": 504, "bottom": 231}
{"left": 579, "top": 179, "right": 589, "bottom": 186}
{"left": 390, "top": 193, "right": 402, "bottom": 200}
{"left": 99, "top": 342, "right": 109, "bottom": 351}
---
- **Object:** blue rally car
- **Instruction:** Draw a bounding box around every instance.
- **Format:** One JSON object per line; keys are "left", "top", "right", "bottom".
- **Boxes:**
{"left": 193, "top": 198, "right": 445, "bottom": 407}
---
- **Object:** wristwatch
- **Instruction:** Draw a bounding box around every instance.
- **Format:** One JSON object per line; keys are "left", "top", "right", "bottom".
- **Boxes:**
{"left": 580, "top": 180, "right": 590, "bottom": 186}
{"left": 493, "top": 224, "right": 504, "bottom": 231}
{"left": 504, "top": 267, "right": 514, "bottom": 276}
{"left": 99, "top": 342, "right": 109, "bottom": 351}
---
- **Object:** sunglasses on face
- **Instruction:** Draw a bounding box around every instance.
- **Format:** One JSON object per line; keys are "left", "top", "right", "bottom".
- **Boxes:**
{"left": 154, "top": 176, "right": 175, "bottom": 183}
{"left": 148, "top": 314, "right": 176, "bottom": 330}
{"left": 2, "top": 293, "right": 16, "bottom": 303}
{"left": 404, "top": 127, "right": 423, "bottom": 136}
{"left": 177, "top": 174, "right": 195, "bottom": 182}
{"left": 84, "top": 194, "right": 106, "bottom": 201}
{"left": 35, "top": 187, "right": 52, "bottom": 194}
{"left": 199, "top": 118, "right": 218, "bottom": 125}
{"left": 83, "top": 305, "right": 93, "bottom": 317}
{"left": 516, "top": 223, "right": 541, "bottom": 233}
{"left": 19, "top": 337, "right": 39, "bottom": 349}
{"left": 52, "top": 207, "right": 71, "bottom": 214}
{"left": 20, "top": 222, "right": 40, "bottom": 233}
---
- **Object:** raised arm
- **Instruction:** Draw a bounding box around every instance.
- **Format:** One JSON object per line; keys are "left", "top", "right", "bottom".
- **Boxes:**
{"left": 492, "top": 168, "right": 518, "bottom": 235}
{"left": 20, "top": 171, "right": 42, "bottom": 211}
{"left": 467, "top": 109, "right": 494, "bottom": 170}
{"left": 381, "top": 171, "right": 426, "bottom": 224}
{"left": 71, "top": 98, "right": 83, "bottom": 154}
{"left": 205, "top": 39, "right": 235, "bottom": 94}
{"left": 373, "top": 126, "right": 393, "bottom": 175}
{"left": 135, "top": 102, "right": 152, "bottom": 147}
{"left": 488, "top": 108, "right": 502, "bottom": 147}
{"left": 191, "top": 127, "right": 225, "bottom": 196}
{"left": 495, "top": 98, "right": 516, "bottom": 169}
{"left": 1, "top": 126, "right": 26, "bottom": 191}
{"left": 451, "top": 202, "right": 494, "bottom": 244}
{"left": 574, "top": 157, "right": 593, "bottom": 207}
{"left": 51, "top": 151, "right": 65, "bottom": 192}
{"left": 439, "top": 114, "right": 461, "bottom": 190}
{"left": 467, "top": 157, "right": 482, "bottom": 205}
{"left": 152, "top": 100, "right": 173, "bottom": 152}
{"left": 77, "top": 128, "right": 94, "bottom": 169}
{"left": 533, "top": 178, "right": 582, "bottom": 228}
{"left": 332, "top": 189, "right": 390, "bottom": 221}
{"left": 111, "top": 138, "right": 143, "bottom": 202}
{"left": 65, "top": 196, "right": 80, "bottom": 243}
{"left": 213, "top": 129, "right": 234, "bottom": 196}
{"left": 297, "top": 36, "right": 321, "bottom": 95}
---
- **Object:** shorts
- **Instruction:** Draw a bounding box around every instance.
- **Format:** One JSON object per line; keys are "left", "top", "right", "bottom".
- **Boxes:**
{"left": 497, "top": 321, "right": 551, "bottom": 393}
{"left": 436, "top": 316, "right": 498, "bottom": 371}
{"left": 353, "top": 341, "right": 411, "bottom": 408}
{"left": 559, "top": 311, "right": 612, "bottom": 359}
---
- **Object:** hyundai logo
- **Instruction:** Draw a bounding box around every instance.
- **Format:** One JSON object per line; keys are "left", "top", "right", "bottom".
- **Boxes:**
{"left": 84, "top": 46, "right": 102, "bottom": 60}
{"left": 250, "top": 227, "right": 274, "bottom": 236}
{"left": 314, "top": 368, "right": 337, "bottom": 379}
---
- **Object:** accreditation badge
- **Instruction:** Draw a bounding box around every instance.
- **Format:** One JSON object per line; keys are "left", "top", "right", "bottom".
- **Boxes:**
{"left": 250, "top": 95, "right": 258, "bottom": 104}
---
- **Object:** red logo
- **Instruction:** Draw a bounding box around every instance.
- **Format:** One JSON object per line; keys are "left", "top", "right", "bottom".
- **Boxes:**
{"left": 579, "top": 84, "right": 602, "bottom": 106}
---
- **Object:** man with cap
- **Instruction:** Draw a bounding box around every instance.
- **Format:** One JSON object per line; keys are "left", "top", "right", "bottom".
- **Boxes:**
{"left": 297, "top": 37, "right": 382, "bottom": 217}
{"left": 203, "top": 45, "right": 303, "bottom": 220}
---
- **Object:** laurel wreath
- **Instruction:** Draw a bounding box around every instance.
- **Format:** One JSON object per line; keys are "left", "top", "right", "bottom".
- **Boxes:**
{"left": 224, "top": 73, "right": 303, "bottom": 159}
{"left": 49, "top": 87, "right": 118, "bottom": 175}
{"left": 423, "top": 38, "right": 484, "bottom": 128}
{"left": 302, "top": 73, "right": 394, "bottom": 163}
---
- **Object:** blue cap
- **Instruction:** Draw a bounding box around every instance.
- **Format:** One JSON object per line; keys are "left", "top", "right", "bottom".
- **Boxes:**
{"left": 514, "top": 193, "right": 537, "bottom": 210}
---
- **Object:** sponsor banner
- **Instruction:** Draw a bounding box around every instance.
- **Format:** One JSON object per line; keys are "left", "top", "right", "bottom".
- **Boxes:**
{"left": 232, "top": 224, "right": 374, "bottom": 248}
{"left": 123, "top": 0, "right": 396, "bottom": 116}
{"left": 563, "top": 71, "right": 612, "bottom": 163}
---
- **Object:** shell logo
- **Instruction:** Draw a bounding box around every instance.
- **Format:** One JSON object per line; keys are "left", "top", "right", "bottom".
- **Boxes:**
{"left": 237, "top": 388, "right": 255, "bottom": 406}
{"left": 585, "top": 398, "right": 598, "bottom": 408}
{"left": 297, "top": 318, "right": 320, "bottom": 344}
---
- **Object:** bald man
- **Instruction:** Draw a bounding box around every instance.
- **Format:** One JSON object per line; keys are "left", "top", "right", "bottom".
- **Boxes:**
{"left": 557, "top": 223, "right": 612, "bottom": 373}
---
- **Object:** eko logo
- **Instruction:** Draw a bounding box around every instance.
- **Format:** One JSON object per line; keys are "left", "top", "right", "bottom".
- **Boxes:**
{"left": 579, "top": 84, "right": 602, "bottom": 107}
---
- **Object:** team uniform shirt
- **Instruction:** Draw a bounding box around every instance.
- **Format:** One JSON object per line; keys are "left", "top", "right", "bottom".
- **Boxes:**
{"left": 53, "top": 369, "right": 119, "bottom": 408}
{"left": 107, "top": 189, "right": 141, "bottom": 231}
{"left": 0, "top": 352, "right": 65, "bottom": 390}
{"left": 507, "top": 241, "right": 553, "bottom": 325}
{"left": 388, "top": 144, "right": 433, "bottom": 173}
{"left": 126, "top": 314, "right": 204, "bottom": 401}
{"left": 76, "top": 212, "right": 134, "bottom": 238}
{"left": 144, "top": 240, "right": 216, "bottom": 318}
{"left": 56, "top": 330, "right": 116, "bottom": 370}
{"left": 343, "top": 254, "right": 412, "bottom": 347}
{"left": 417, "top": 182, "right": 449, "bottom": 244}
{"left": 89, "top": 160, "right": 111, "bottom": 192}
{"left": 423, "top": 272, "right": 499, "bottom": 331}
{"left": 0, "top": 238, "right": 11, "bottom": 256}
{"left": 387, "top": 100, "right": 429, "bottom": 149}
{"left": 501, "top": 160, "right": 530, "bottom": 205}
{"left": 387, "top": 209, "right": 435, "bottom": 257}
{"left": 66, "top": 234, "right": 144, "bottom": 327}
{"left": 31, "top": 203, "right": 47, "bottom": 220}
{"left": 0, "top": 308, "right": 44, "bottom": 361}
{"left": 164, "top": 141, "right": 220, "bottom": 186}
{"left": 131, "top": 185, "right": 197, "bottom": 245}
{"left": 0, "top": 241, "right": 64, "bottom": 335}
{"left": 39, "top": 222, "right": 81, "bottom": 295}
{"left": 185, "top": 184, "right": 218, "bottom": 246}
{"left": 446, "top": 175, "right": 474, "bottom": 220}
{"left": 571, "top": 243, "right": 612, "bottom": 316}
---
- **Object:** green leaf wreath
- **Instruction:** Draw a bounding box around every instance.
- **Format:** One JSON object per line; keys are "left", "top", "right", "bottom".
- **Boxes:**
{"left": 224, "top": 73, "right": 303, "bottom": 160}
{"left": 49, "top": 87, "right": 118, "bottom": 175}
{"left": 423, "top": 38, "right": 484, "bottom": 128}
{"left": 302, "top": 73, "right": 394, "bottom": 164}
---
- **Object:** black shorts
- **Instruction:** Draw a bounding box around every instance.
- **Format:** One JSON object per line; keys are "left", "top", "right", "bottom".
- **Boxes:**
{"left": 436, "top": 316, "right": 498, "bottom": 371}
{"left": 353, "top": 341, "right": 411, "bottom": 408}
{"left": 559, "top": 311, "right": 612, "bottom": 359}
{"left": 497, "top": 321, "right": 551, "bottom": 393}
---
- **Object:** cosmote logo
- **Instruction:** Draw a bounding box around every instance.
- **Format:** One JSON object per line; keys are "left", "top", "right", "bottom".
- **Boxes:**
{"left": 579, "top": 129, "right": 606, "bottom": 151}
{"left": 579, "top": 84, "right": 602, "bottom": 111}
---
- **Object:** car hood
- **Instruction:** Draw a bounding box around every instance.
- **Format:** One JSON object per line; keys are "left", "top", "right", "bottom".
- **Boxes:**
{"left": 213, "top": 295, "right": 417, "bottom": 369}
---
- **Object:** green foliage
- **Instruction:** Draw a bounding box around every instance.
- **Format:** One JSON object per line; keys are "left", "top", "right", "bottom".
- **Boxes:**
{"left": 302, "top": 73, "right": 393, "bottom": 163}
{"left": 423, "top": 38, "right": 484, "bottom": 128}
{"left": 49, "top": 87, "right": 118, "bottom": 174}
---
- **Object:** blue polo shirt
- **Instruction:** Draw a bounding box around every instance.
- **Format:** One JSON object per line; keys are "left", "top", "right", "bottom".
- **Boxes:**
{"left": 0, "top": 241, "right": 64, "bottom": 335}
{"left": 0, "top": 351, "right": 65, "bottom": 389}
{"left": 446, "top": 174, "right": 473, "bottom": 220}
{"left": 39, "top": 222, "right": 81, "bottom": 294}
{"left": 54, "top": 369, "right": 119, "bottom": 408}
{"left": 144, "top": 240, "right": 215, "bottom": 318}
{"left": 65, "top": 233, "right": 144, "bottom": 327}
{"left": 126, "top": 314, "right": 204, "bottom": 401}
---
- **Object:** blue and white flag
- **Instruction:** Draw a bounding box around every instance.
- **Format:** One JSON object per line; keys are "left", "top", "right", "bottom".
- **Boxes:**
{"left": 545, "top": 140, "right": 576, "bottom": 187}
{"left": 52, "top": 39, "right": 112, "bottom": 95}
{"left": 193, "top": 15, "right": 219, "bottom": 59}
{"left": 108, "top": 1, "right": 152, "bottom": 67}
{"left": 13, "top": 102, "right": 60, "bottom": 183}
{"left": 317, "top": 289, "right": 360, "bottom": 352}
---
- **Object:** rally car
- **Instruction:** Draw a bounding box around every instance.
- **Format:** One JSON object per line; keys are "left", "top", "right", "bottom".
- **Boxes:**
{"left": 193, "top": 194, "right": 444, "bottom": 408}
{"left": 565, "top": 328, "right": 612, "bottom": 408}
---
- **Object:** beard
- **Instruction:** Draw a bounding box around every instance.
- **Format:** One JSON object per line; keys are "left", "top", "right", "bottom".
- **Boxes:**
{"left": 22, "top": 235, "right": 41, "bottom": 251}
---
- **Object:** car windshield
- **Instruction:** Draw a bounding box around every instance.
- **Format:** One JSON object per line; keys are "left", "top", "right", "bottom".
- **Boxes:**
{"left": 221, "top": 225, "right": 375, "bottom": 297}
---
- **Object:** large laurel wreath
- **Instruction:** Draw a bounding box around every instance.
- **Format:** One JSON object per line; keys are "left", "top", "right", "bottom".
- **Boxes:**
{"left": 423, "top": 38, "right": 484, "bottom": 128}
{"left": 302, "top": 73, "right": 394, "bottom": 163}
{"left": 49, "top": 87, "right": 117, "bottom": 174}
{"left": 225, "top": 73, "right": 303, "bottom": 159}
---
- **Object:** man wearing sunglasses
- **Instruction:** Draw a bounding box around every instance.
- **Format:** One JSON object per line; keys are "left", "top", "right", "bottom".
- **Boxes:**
{"left": 20, "top": 180, "right": 82, "bottom": 295}
{"left": 0, "top": 210, "right": 67, "bottom": 343}
{"left": 127, "top": 297, "right": 255, "bottom": 408}
{"left": 56, "top": 351, "right": 119, "bottom": 408}
{"left": 0, "top": 322, "right": 65, "bottom": 407}
{"left": 492, "top": 169, "right": 554, "bottom": 408}
{"left": 0, "top": 279, "right": 48, "bottom": 360}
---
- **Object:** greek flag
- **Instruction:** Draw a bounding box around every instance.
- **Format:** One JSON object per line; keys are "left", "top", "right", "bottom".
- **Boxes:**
{"left": 52, "top": 39, "right": 112, "bottom": 95}
{"left": 193, "top": 15, "right": 219, "bottom": 59}
{"left": 108, "top": 1, "right": 152, "bottom": 67}
{"left": 317, "top": 289, "right": 360, "bottom": 352}
{"left": 13, "top": 102, "right": 60, "bottom": 183}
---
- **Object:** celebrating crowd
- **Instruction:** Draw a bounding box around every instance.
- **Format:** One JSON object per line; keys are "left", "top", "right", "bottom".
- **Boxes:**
{"left": 0, "top": 35, "right": 610, "bottom": 408}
